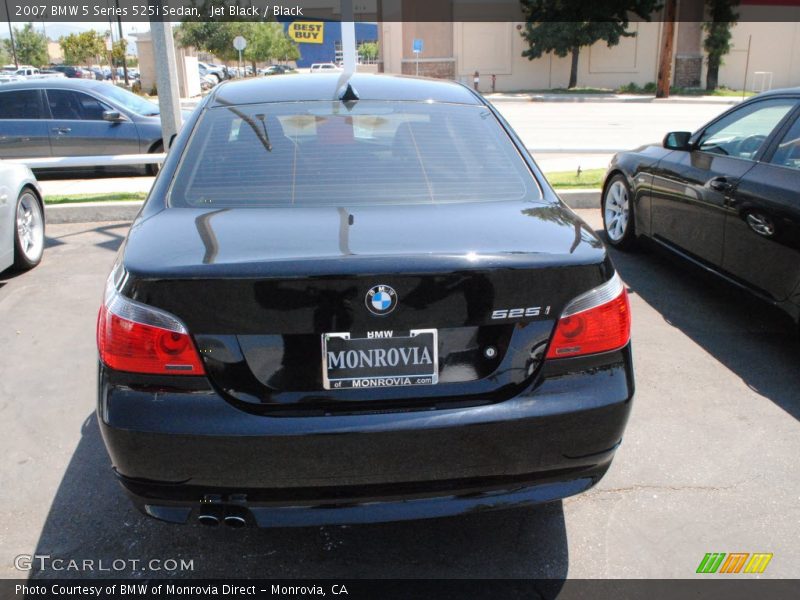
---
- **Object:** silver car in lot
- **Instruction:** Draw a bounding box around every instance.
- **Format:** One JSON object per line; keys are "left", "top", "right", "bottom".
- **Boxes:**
{"left": 0, "top": 161, "right": 44, "bottom": 273}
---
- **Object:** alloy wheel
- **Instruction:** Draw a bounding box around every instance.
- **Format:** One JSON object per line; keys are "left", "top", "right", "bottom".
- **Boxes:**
{"left": 604, "top": 180, "right": 630, "bottom": 242}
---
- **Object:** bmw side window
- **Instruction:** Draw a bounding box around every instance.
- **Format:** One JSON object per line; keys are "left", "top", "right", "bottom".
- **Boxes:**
{"left": 769, "top": 116, "right": 800, "bottom": 171}
{"left": 0, "top": 90, "right": 45, "bottom": 119}
{"left": 696, "top": 99, "right": 796, "bottom": 160}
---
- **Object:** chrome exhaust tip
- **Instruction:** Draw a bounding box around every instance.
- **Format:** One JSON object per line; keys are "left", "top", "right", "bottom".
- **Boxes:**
{"left": 197, "top": 513, "right": 221, "bottom": 527}
{"left": 223, "top": 514, "right": 247, "bottom": 528}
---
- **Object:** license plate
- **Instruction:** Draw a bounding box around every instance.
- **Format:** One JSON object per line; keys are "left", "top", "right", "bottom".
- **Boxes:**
{"left": 321, "top": 329, "right": 438, "bottom": 390}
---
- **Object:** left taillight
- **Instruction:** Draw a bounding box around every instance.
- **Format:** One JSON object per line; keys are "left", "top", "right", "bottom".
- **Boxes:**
{"left": 97, "top": 281, "right": 205, "bottom": 376}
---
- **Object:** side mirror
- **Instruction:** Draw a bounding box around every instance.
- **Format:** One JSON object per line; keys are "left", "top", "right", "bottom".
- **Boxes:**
{"left": 663, "top": 131, "right": 693, "bottom": 151}
{"left": 102, "top": 110, "right": 124, "bottom": 122}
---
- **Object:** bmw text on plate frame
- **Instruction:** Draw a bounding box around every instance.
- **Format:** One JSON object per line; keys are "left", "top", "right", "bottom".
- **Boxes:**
{"left": 365, "top": 284, "right": 397, "bottom": 315}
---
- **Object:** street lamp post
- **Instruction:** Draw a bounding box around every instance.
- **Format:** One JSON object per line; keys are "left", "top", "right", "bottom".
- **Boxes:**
{"left": 114, "top": 0, "right": 129, "bottom": 85}
{"left": 4, "top": 0, "right": 19, "bottom": 68}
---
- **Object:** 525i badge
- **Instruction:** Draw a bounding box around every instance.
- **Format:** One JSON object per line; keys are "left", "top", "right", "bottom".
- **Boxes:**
{"left": 491, "top": 306, "right": 552, "bottom": 319}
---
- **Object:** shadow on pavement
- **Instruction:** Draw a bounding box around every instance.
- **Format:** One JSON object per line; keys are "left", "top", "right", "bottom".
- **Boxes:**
{"left": 45, "top": 223, "right": 129, "bottom": 253}
{"left": 606, "top": 237, "right": 800, "bottom": 421}
{"left": 29, "top": 414, "right": 570, "bottom": 581}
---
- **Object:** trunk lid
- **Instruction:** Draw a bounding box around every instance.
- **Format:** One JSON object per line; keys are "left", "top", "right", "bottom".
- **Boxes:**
{"left": 120, "top": 200, "right": 611, "bottom": 410}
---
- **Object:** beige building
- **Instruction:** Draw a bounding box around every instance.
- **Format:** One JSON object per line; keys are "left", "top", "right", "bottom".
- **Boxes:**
{"left": 379, "top": 4, "right": 800, "bottom": 92}
{"left": 133, "top": 32, "right": 201, "bottom": 98}
{"left": 47, "top": 41, "right": 64, "bottom": 65}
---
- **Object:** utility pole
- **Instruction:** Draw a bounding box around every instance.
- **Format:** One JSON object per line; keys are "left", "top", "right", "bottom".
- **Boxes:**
{"left": 149, "top": 15, "right": 182, "bottom": 150}
{"left": 656, "top": 0, "right": 677, "bottom": 99}
{"left": 115, "top": 0, "right": 129, "bottom": 85}
{"left": 4, "top": 0, "right": 18, "bottom": 68}
{"left": 106, "top": 0, "right": 116, "bottom": 82}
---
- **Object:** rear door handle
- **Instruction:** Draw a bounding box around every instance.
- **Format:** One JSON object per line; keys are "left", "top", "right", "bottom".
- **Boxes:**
{"left": 51, "top": 127, "right": 71, "bottom": 135}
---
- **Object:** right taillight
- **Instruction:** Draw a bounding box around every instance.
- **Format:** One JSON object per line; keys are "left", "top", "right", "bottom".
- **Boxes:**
{"left": 546, "top": 273, "right": 631, "bottom": 359}
{"left": 97, "top": 278, "right": 205, "bottom": 376}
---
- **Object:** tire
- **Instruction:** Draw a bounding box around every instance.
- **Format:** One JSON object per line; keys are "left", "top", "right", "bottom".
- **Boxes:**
{"left": 13, "top": 189, "right": 45, "bottom": 271}
{"left": 146, "top": 143, "right": 163, "bottom": 176}
{"left": 602, "top": 174, "right": 636, "bottom": 250}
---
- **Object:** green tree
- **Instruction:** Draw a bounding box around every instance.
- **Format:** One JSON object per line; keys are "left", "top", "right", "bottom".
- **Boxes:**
{"left": 519, "top": 0, "right": 662, "bottom": 89}
{"left": 177, "top": 21, "right": 239, "bottom": 61}
{"left": 703, "top": 0, "right": 740, "bottom": 91}
{"left": 59, "top": 30, "right": 106, "bottom": 65}
{"left": 244, "top": 23, "right": 284, "bottom": 68}
{"left": 5, "top": 23, "right": 48, "bottom": 67}
{"left": 112, "top": 38, "right": 128, "bottom": 67}
{"left": 0, "top": 42, "right": 10, "bottom": 65}
{"left": 241, "top": 22, "right": 300, "bottom": 71}
{"left": 273, "top": 33, "right": 300, "bottom": 63}
{"left": 177, "top": 20, "right": 299, "bottom": 68}
{"left": 358, "top": 41, "right": 379, "bottom": 63}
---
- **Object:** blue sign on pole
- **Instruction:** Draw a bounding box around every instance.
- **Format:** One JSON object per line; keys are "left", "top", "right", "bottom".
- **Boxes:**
{"left": 413, "top": 39, "right": 423, "bottom": 53}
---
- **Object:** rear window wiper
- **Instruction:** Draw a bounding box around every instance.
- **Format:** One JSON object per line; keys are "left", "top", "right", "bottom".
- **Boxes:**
{"left": 216, "top": 99, "right": 273, "bottom": 153}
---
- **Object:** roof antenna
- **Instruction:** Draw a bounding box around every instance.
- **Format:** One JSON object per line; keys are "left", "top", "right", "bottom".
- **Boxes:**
{"left": 339, "top": 82, "right": 359, "bottom": 103}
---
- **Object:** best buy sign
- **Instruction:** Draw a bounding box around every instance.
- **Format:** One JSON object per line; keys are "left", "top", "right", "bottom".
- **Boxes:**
{"left": 288, "top": 21, "right": 324, "bottom": 44}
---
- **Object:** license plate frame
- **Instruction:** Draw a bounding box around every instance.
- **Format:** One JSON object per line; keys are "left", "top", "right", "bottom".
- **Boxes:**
{"left": 321, "top": 329, "right": 439, "bottom": 390}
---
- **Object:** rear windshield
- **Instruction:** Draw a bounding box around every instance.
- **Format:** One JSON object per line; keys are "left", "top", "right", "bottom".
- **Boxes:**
{"left": 169, "top": 100, "right": 540, "bottom": 207}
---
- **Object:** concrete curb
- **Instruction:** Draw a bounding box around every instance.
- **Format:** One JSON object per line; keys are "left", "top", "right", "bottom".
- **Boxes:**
{"left": 45, "top": 191, "right": 602, "bottom": 224}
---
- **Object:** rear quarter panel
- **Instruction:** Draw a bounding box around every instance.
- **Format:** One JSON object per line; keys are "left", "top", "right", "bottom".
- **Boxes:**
{"left": 605, "top": 144, "right": 673, "bottom": 238}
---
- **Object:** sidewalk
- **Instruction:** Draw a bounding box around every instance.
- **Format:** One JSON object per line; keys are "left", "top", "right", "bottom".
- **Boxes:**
{"left": 485, "top": 92, "right": 744, "bottom": 105}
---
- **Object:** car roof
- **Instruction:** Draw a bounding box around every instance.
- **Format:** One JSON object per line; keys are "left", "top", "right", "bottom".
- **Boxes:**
{"left": 0, "top": 78, "right": 106, "bottom": 93}
{"left": 743, "top": 87, "right": 800, "bottom": 101}
{"left": 209, "top": 73, "right": 482, "bottom": 106}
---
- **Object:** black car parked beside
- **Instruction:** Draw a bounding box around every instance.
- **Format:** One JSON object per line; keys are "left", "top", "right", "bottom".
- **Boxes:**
{"left": 97, "top": 73, "right": 634, "bottom": 528}
{"left": 603, "top": 88, "right": 800, "bottom": 325}
{"left": 50, "top": 65, "right": 88, "bottom": 79}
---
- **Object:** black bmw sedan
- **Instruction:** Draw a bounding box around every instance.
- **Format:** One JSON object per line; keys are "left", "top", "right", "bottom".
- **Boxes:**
{"left": 602, "top": 88, "right": 800, "bottom": 325}
{"left": 97, "top": 73, "right": 634, "bottom": 528}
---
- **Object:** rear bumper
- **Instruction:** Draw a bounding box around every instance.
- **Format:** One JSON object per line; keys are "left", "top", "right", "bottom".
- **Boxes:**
{"left": 98, "top": 346, "right": 634, "bottom": 527}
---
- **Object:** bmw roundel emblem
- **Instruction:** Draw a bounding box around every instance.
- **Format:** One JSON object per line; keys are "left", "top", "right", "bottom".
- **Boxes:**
{"left": 366, "top": 285, "right": 397, "bottom": 316}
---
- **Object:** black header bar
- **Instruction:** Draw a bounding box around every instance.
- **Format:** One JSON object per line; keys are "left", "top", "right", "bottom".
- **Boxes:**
{"left": 1, "top": 0, "right": 800, "bottom": 23}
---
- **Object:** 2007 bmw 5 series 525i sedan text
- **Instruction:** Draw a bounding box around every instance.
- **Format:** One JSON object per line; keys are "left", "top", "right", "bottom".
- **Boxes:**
{"left": 96, "top": 73, "right": 634, "bottom": 528}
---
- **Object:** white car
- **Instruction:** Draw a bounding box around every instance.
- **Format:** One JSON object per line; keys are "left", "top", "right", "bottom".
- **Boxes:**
{"left": 0, "top": 162, "right": 45, "bottom": 273}
{"left": 309, "top": 63, "right": 341, "bottom": 73}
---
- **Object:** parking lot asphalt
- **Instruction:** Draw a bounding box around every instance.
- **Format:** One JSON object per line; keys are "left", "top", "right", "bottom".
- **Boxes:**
{"left": 1, "top": 212, "right": 798, "bottom": 580}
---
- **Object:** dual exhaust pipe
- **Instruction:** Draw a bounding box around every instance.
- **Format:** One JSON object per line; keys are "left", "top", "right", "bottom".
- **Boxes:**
{"left": 197, "top": 506, "right": 248, "bottom": 528}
